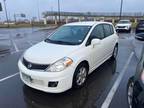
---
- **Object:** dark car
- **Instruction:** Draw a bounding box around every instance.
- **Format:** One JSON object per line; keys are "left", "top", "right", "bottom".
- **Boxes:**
{"left": 136, "top": 20, "right": 144, "bottom": 34}
{"left": 127, "top": 47, "right": 144, "bottom": 108}
{"left": 135, "top": 20, "right": 144, "bottom": 40}
{"left": 135, "top": 33, "right": 144, "bottom": 41}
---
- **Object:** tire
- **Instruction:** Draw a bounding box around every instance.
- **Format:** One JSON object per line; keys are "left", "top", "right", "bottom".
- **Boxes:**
{"left": 127, "top": 77, "right": 134, "bottom": 108}
{"left": 128, "top": 28, "right": 131, "bottom": 33}
{"left": 111, "top": 44, "right": 118, "bottom": 60}
{"left": 73, "top": 63, "right": 88, "bottom": 89}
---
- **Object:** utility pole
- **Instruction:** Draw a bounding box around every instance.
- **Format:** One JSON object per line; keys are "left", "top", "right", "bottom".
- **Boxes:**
{"left": 58, "top": 0, "right": 61, "bottom": 23}
{"left": 37, "top": 0, "right": 40, "bottom": 22}
{"left": 3, "top": 0, "right": 9, "bottom": 27}
{"left": 119, "top": 0, "right": 123, "bottom": 20}
{"left": 14, "top": 14, "right": 16, "bottom": 24}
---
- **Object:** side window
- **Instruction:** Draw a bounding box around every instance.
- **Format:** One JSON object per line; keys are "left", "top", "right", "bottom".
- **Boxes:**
{"left": 92, "top": 25, "right": 105, "bottom": 39}
{"left": 86, "top": 25, "right": 104, "bottom": 46}
{"left": 103, "top": 24, "right": 112, "bottom": 37}
{"left": 109, "top": 25, "right": 114, "bottom": 35}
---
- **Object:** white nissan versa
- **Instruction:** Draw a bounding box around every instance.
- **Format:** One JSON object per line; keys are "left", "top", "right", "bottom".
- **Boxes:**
{"left": 18, "top": 21, "right": 118, "bottom": 93}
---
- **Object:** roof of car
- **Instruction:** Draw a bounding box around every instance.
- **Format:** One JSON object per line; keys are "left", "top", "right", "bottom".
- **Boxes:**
{"left": 64, "top": 21, "right": 111, "bottom": 26}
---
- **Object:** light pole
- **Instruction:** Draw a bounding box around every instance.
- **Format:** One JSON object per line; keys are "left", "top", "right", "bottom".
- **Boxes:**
{"left": 119, "top": 0, "right": 123, "bottom": 20}
{"left": 37, "top": 0, "right": 40, "bottom": 22}
{"left": 58, "top": 0, "right": 61, "bottom": 23}
{"left": 3, "top": 0, "right": 9, "bottom": 27}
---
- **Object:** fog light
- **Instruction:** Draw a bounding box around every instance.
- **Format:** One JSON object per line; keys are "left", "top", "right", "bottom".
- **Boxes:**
{"left": 48, "top": 81, "right": 58, "bottom": 87}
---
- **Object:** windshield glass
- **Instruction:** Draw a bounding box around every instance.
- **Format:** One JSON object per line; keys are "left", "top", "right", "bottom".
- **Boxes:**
{"left": 119, "top": 20, "right": 130, "bottom": 24}
{"left": 45, "top": 26, "right": 91, "bottom": 45}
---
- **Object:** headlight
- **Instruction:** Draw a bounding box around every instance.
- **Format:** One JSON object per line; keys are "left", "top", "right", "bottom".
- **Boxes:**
{"left": 141, "top": 69, "right": 144, "bottom": 84}
{"left": 46, "top": 57, "right": 73, "bottom": 72}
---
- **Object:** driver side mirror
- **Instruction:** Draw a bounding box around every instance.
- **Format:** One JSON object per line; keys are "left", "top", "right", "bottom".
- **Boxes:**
{"left": 91, "top": 39, "right": 101, "bottom": 47}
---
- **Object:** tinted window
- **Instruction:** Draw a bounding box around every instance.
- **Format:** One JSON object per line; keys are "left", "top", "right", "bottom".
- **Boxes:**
{"left": 109, "top": 25, "right": 114, "bottom": 35}
{"left": 103, "top": 24, "right": 111, "bottom": 37}
{"left": 86, "top": 25, "right": 104, "bottom": 46}
{"left": 90, "top": 25, "right": 104, "bottom": 39}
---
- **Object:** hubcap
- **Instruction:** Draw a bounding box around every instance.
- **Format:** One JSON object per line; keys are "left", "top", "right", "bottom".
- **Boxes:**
{"left": 76, "top": 67, "right": 87, "bottom": 86}
{"left": 128, "top": 82, "right": 134, "bottom": 108}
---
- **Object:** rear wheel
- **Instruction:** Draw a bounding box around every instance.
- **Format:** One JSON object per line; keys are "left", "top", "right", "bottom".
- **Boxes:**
{"left": 111, "top": 44, "right": 118, "bottom": 60}
{"left": 73, "top": 63, "right": 88, "bottom": 88}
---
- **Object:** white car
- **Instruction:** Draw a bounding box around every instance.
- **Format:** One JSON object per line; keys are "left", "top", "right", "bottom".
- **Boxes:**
{"left": 115, "top": 20, "right": 132, "bottom": 32}
{"left": 18, "top": 21, "right": 118, "bottom": 93}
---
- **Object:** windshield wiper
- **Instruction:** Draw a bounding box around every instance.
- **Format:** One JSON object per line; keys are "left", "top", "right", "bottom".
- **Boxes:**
{"left": 44, "top": 39, "right": 78, "bottom": 45}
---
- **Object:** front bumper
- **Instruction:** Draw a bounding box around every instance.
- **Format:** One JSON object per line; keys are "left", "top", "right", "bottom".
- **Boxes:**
{"left": 116, "top": 27, "right": 130, "bottom": 31}
{"left": 133, "top": 80, "right": 144, "bottom": 108}
{"left": 18, "top": 60, "right": 75, "bottom": 93}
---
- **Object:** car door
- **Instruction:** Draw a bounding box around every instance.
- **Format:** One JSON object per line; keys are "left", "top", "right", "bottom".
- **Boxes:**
{"left": 86, "top": 24, "right": 105, "bottom": 72}
{"left": 102, "top": 24, "right": 116, "bottom": 58}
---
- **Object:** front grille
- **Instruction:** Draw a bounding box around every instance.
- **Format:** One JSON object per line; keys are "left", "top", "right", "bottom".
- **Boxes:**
{"left": 118, "top": 26, "right": 126, "bottom": 28}
{"left": 23, "top": 58, "right": 49, "bottom": 70}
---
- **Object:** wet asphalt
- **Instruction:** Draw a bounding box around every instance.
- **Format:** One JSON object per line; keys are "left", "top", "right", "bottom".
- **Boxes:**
{"left": 0, "top": 29, "right": 143, "bottom": 108}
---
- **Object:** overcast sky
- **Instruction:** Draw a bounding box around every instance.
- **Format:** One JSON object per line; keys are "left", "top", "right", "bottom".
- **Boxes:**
{"left": 0, "top": 0, "right": 144, "bottom": 21}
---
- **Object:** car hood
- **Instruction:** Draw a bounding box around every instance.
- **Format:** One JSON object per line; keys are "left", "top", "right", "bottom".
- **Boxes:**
{"left": 24, "top": 41, "right": 79, "bottom": 64}
{"left": 116, "top": 23, "right": 131, "bottom": 26}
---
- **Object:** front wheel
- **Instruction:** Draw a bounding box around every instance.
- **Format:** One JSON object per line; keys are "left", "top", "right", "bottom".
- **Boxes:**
{"left": 127, "top": 77, "right": 134, "bottom": 108}
{"left": 111, "top": 45, "right": 118, "bottom": 60}
{"left": 73, "top": 63, "right": 88, "bottom": 89}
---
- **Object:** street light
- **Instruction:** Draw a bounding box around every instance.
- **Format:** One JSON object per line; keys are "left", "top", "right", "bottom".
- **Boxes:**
{"left": 3, "top": 0, "right": 9, "bottom": 27}
{"left": 58, "top": 0, "right": 61, "bottom": 23}
{"left": 37, "top": 0, "right": 40, "bottom": 22}
{"left": 119, "top": 0, "right": 124, "bottom": 20}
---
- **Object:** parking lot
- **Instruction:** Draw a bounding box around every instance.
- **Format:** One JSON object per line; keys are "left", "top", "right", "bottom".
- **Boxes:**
{"left": 0, "top": 28, "right": 143, "bottom": 108}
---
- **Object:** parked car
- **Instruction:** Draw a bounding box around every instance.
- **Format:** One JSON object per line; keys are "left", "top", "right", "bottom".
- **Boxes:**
{"left": 135, "top": 33, "right": 144, "bottom": 41}
{"left": 115, "top": 20, "right": 132, "bottom": 32}
{"left": 127, "top": 48, "right": 144, "bottom": 108}
{"left": 136, "top": 20, "right": 144, "bottom": 34}
{"left": 18, "top": 21, "right": 119, "bottom": 93}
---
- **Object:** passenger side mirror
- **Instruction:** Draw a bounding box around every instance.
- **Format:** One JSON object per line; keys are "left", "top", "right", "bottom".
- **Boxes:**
{"left": 91, "top": 39, "right": 101, "bottom": 47}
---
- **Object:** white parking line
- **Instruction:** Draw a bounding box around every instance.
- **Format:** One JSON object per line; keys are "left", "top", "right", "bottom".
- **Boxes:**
{"left": 0, "top": 72, "right": 19, "bottom": 82}
{"left": 101, "top": 52, "right": 134, "bottom": 108}
{"left": 12, "top": 40, "right": 19, "bottom": 52}
{"left": 27, "top": 41, "right": 33, "bottom": 46}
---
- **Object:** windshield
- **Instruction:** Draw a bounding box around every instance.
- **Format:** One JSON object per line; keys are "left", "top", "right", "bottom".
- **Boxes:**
{"left": 45, "top": 26, "right": 91, "bottom": 45}
{"left": 119, "top": 20, "right": 130, "bottom": 24}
